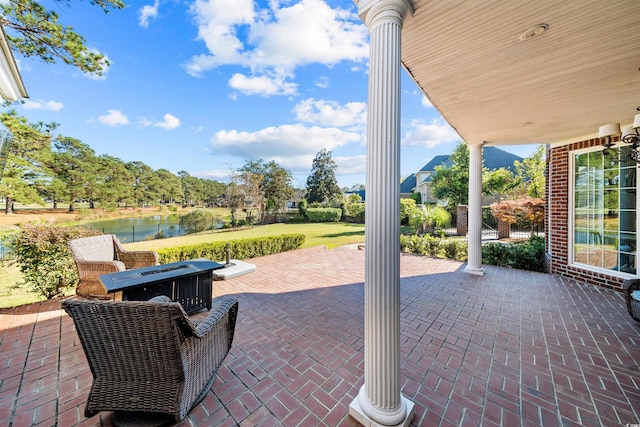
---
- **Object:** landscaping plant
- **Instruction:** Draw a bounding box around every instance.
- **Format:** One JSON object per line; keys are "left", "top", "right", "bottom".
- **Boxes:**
{"left": 3, "top": 224, "right": 101, "bottom": 299}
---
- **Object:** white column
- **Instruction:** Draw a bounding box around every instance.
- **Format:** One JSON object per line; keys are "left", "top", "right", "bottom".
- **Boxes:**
{"left": 349, "top": 1, "right": 414, "bottom": 426}
{"left": 465, "top": 141, "right": 484, "bottom": 275}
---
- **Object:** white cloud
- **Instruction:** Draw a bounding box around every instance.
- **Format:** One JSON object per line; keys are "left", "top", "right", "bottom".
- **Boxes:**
{"left": 402, "top": 118, "right": 460, "bottom": 148}
{"left": 211, "top": 123, "right": 362, "bottom": 162}
{"left": 98, "top": 109, "right": 129, "bottom": 126}
{"left": 185, "top": 0, "right": 368, "bottom": 96}
{"left": 22, "top": 99, "right": 63, "bottom": 111}
{"left": 139, "top": 0, "right": 160, "bottom": 28}
{"left": 139, "top": 114, "right": 181, "bottom": 129}
{"left": 293, "top": 98, "right": 366, "bottom": 128}
{"left": 229, "top": 72, "right": 297, "bottom": 96}
{"left": 421, "top": 95, "right": 433, "bottom": 109}
{"left": 154, "top": 113, "right": 181, "bottom": 130}
{"left": 334, "top": 154, "right": 366, "bottom": 176}
{"left": 315, "top": 76, "right": 329, "bottom": 88}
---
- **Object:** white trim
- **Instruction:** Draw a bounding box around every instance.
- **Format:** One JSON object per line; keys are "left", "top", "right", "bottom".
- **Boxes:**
{"left": 567, "top": 144, "right": 639, "bottom": 279}
{"left": 0, "top": 26, "right": 27, "bottom": 101}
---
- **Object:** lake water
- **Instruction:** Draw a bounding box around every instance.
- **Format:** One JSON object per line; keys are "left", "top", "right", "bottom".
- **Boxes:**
{"left": 81, "top": 215, "right": 184, "bottom": 243}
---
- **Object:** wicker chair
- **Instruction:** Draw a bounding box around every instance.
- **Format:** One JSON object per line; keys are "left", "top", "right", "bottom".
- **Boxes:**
{"left": 62, "top": 295, "right": 239, "bottom": 425}
{"left": 623, "top": 279, "right": 640, "bottom": 322}
{"left": 68, "top": 234, "right": 158, "bottom": 298}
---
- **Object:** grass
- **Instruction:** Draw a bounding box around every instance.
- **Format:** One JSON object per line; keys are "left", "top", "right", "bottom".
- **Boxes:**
{"left": 125, "top": 222, "right": 365, "bottom": 251}
{"left": 0, "top": 221, "right": 365, "bottom": 309}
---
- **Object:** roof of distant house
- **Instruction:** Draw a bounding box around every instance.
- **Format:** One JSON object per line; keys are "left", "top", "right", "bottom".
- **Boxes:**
{"left": 482, "top": 146, "right": 522, "bottom": 171}
{"left": 419, "top": 155, "right": 452, "bottom": 172}
{"left": 400, "top": 174, "right": 416, "bottom": 193}
{"left": 417, "top": 146, "right": 522, "bottom": 174}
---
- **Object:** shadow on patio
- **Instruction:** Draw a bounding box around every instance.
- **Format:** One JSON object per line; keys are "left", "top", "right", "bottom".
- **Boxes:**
{"left": 1, "top": 245, "right": 639, "bottom": 426}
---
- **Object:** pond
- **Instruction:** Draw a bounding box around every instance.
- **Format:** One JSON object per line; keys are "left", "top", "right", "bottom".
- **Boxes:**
{"left": 81, "top": 215, "right": 185, "bottom": 243}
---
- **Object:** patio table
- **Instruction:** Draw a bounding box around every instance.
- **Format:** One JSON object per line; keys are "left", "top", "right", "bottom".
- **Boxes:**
{"left": 99, "top": 259, "right": 224, "bottom": 314}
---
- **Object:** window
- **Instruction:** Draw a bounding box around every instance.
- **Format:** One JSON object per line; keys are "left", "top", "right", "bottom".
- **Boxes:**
{"left": 573, "top": 147, "right": 636, "bottom": 275}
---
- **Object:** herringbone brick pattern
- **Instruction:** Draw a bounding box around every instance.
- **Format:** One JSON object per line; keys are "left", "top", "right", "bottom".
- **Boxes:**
{"left": 1, "top": 245, "right": 639, "bottom": 426}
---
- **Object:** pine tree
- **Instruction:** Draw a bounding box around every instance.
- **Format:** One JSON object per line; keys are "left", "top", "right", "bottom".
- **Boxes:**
{"left": 306, "top": 148, "right": 341, "bottom": 205}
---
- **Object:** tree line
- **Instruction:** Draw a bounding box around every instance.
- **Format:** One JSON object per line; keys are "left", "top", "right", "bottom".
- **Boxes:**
{"left": 0, "top": 110, "right": 351, "bottom": 218}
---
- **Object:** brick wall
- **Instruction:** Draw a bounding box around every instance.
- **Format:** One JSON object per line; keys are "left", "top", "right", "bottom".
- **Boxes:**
{"left": 457, "top": 205, "right": 468, "bottom": 236}
{"left": 547, "top": 138, "right": 626, "bottom": 290}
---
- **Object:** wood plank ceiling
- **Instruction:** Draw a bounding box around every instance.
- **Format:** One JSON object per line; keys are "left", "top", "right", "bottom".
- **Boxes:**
{"left": 397, "top": 0, "right": 640, "bottom": 147}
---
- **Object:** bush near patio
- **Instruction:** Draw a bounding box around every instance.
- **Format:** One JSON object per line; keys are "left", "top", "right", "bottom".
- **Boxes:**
{"left": 400, "top": 234, "right": 468, "bottom": 261}
{"left": 482, "top": 235, "right": 546, "bottom": 272}
{"left": 2, "top": 224, "right": 102, "bottom": 299}
{"left": 158, "top": 234, "right": 306, "bottom": 263}
{"left": 401, "top": 234, "right": 546, "bottom": 272}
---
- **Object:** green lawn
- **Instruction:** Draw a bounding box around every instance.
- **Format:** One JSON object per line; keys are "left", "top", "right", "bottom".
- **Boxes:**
{"left": 125, "top": 222, "right": 365, "bottom": 252}
{"left": 0, "top": 221, "right": 365, "bottom": 309}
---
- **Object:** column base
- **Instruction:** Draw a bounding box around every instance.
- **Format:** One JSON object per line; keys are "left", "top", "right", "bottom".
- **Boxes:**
{"left": 464, "top": 265, "right": 485, "bottom": 276}
{"left": 349, "top": 393, "right": 415, "bottom": 427}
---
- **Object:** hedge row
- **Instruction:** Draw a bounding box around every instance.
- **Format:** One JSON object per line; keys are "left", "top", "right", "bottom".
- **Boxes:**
{"left": 305, "top": 208, "right": 342, "bottom": 222}
{"left": 401, "top": 234, "right": 546, "bottom": 272}
{"left": 481, "top": 235, "right": 546, "bottom": 272}
{"left": 400, "top": 234, "right": 468, "bottom": 261}
{"left": 157, "top": 233, "right": 306, "bottom": 263}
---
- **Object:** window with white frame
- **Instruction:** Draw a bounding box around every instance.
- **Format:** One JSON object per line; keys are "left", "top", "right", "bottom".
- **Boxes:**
{"left": 573, "top": 146, "right": 636, "bottom": 275}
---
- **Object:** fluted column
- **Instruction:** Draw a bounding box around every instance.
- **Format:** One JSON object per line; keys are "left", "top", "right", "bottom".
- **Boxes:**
{"left": 465, "top": 141, "right": 484, "bottom": 275}
{"left": 349, "top": 1, "right": 414, "bottom": 426}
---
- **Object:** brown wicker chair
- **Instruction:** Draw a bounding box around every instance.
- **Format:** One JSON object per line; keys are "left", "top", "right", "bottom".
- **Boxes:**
{"left": 62, "top": 295, "right": 239, "bottom": 425}
{"left": 68, "top": 234, "right": 159, "bottom": 298}
{"left": 623, "top": 279, "right": 640, "bottom": 322}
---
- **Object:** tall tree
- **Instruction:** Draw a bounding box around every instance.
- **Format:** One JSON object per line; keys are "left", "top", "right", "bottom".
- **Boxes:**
{"left": 263, "top": 161, "right": 294, "bottom": 212}
{"left": 127, "top": 161, "right": 158, "bottom": 208}
{"left": 201, "top": 178, "right": 226, "bottom": 207}
{"left": 0, "top": 111, "right": 54, "bottom": 214}
{"left": 93, "top": 154, "right": 133, "bottom": 208}
{"left": 238, "top": 160, "right": 266, "bottom": 221}
{"left": 49, "top": 136, "right": 96, "bottom": 212}
{"left": 0, "top": 0, "right": 124, "bottom": 77}
{"left": 306, "top": 148, "right": 341, "bottom": 205}
{"left": 514, "top": 145, "right": 546, "bottom": 198}
{"left": 178, "top": 171, "right": 203, "bottom": 207}
{"left": 431, "top": 142, "right": 470, "bottom": 214}
{"left": 153, "top": 169, "right": 183, "bottom": 205}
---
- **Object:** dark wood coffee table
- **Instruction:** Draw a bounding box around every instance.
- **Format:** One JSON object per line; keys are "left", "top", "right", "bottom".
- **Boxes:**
{"left": 100, "top": 259, "right": 224, "bottom": 314}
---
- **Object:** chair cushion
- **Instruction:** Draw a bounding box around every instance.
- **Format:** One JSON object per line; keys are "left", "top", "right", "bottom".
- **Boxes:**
{"left": 70, "top": 235, "right": 116, "bottom": 262}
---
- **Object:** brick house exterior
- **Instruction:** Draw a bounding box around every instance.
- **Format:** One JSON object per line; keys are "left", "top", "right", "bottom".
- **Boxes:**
{"left": 547, "top": 137, "right": 629, "bottom": 291}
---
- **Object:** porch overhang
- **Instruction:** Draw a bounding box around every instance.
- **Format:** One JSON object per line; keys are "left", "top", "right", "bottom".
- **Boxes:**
{"left": 400, "top": 1, "right": 640, "bottom": 147}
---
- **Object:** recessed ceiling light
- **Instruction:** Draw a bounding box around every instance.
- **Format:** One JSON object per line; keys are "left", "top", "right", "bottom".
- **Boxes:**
{"left": 519, "top": 24, "right": 549, "bottom": 41}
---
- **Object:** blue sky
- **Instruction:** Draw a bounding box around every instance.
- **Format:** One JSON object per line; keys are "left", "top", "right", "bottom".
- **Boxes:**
{"left": 13, "top": 0, "right": 538, "bottom": 189}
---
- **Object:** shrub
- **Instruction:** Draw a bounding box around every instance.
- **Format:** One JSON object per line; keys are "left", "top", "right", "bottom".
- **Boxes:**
{"left": 179, "top": 209, "right": 218, "bottom": 234}
{"left": 400, "top": 234, "right": 467, "bottom": 261}
{"left": 158, "top": 234, "right": 306, "bottom": 263}
{"left": 482, "top": 235, "right": 546, "bottom": 272}
{"left": 3, "top": 224, "right": 102, "bottom": 299}
{"left": 306, "top": 207, "right": 342, "bottom": 222}
{"left": 400, "top": 198, "right": 417, "bottom": 226}
{"left": 298, "top": 199, "right": 308, "bottom": 219}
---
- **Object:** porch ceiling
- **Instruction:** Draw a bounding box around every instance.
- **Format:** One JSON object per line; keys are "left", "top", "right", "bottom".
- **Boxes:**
{"left": 400, "top": 0, "right": 640, "bottom": 147}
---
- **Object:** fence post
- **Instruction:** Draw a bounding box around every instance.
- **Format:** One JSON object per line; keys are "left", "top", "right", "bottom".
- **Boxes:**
{"left": 132, "top": 225, "right": 135, "bottom": 243}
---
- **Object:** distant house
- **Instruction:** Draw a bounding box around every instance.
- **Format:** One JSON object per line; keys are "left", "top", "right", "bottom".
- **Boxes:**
{"left": 401, "top": 146, "right": 522, "bottom": 204}
{"left": 345, "top": 189, "right": 366, "bottom": 202}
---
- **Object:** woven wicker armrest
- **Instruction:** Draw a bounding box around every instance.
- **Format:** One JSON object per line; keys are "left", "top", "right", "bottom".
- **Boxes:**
{"left": 195, "top": 297, "right": 238, "bottom": 339}
{"left": 76, "top": 260, "right": 126, "bottom": 275}
{"left": 623, "top": 279, "right": 640, "bottom": 322}
{"left": 117, "top": 250, "right": 159, "bottom": 269}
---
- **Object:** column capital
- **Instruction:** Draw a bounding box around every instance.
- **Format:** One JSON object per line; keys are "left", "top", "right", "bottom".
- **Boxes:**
{"left": 358, "top": 0, "right": 413, "bottom": 29}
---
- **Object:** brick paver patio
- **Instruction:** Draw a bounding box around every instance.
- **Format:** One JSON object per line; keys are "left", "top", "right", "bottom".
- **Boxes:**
{"left": 1, "top": 245, "right": 639, "bottom": 426}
